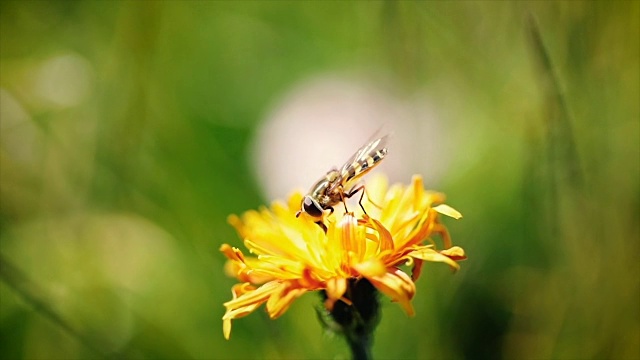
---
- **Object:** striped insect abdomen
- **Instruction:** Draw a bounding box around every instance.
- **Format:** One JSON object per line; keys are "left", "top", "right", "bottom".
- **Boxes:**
{"left": 342, "top": 147, "right": 388, "bottom": 184}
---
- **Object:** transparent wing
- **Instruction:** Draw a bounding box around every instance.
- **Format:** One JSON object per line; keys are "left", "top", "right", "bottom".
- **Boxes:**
{"left": 328, "top": 135, "right": 389, "bottom": 193}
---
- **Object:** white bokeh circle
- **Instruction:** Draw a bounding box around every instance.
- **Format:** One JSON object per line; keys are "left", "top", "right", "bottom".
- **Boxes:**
{"left": 251, "top": 75, "right": 451, "bottom": 202}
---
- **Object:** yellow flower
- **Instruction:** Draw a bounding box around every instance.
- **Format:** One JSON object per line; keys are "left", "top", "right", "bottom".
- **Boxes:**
{"left": 220, "top": 174, "right": 465, "bottom": 340}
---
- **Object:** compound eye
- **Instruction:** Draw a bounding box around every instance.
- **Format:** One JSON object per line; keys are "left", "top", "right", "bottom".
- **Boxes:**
{"left": 302, "top": 197, "right": 324, "bottom": 218}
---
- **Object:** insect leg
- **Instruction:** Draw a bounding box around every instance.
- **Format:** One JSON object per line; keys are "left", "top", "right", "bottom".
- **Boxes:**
{"left": 338, "top": 187, "right": 350, "bottom": 213}
{"left": 312, "top": 206, "right": 333, "bottom": 233}
{"left": 314, "top": 221, "right": 328, "bottom": 233}
{"left": 345, "top": 185, "right": 367, "bottom": 215}
{"left": 364, "top": 188, "right": 382, "bottom": 210}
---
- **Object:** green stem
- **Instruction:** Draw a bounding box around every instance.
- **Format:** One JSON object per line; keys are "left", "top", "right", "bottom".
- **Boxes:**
{"left": 320, "top": 278, "right": 380, "bottom": 360}
{"left": 346, "top": 332, "right": 372, "bottom": 360}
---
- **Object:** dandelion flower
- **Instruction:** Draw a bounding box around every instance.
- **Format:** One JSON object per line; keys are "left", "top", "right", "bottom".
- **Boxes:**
{"left": 220, "top": 174, "right": 465, "bottom": 342}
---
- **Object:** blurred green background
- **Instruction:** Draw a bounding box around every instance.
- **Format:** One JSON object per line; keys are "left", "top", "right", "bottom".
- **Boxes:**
{"left": 1, "top": 1, "right": 638, "bottom": 359}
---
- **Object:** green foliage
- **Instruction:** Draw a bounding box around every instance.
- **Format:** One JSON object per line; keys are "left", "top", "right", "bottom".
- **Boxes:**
{"left": 1, "top": 1, "right": 638, "bottom": 359}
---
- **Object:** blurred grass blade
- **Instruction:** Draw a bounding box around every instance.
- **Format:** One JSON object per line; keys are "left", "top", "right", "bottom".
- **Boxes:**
{"left": 526, "top": 13, "right": 585, "bottom": 190}
{"left": 0, "top": 253, "right": 108, "bottom": 357}
{"left": 0, "top": 253, "right": 196, "bottom": 359}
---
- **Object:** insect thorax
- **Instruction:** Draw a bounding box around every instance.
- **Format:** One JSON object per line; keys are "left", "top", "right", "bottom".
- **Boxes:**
{"left": 309, "top": 170, "right": 341, "bottom": 208}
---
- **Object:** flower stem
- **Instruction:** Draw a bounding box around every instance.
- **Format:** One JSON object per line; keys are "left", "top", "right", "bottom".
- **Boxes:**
{"left": 346, "top": 331, "right": 373, "bottom": 360}
{"left": 321, "top": 278, "right": 380, "bottom": 360}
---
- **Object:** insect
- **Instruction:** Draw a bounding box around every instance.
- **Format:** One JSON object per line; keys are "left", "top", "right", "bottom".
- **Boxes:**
{"left": 296, "top": 135, "right": 389, "bottom": 230}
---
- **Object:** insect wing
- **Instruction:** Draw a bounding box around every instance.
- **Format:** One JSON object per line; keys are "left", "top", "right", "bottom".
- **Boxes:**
{"left": 329, "top": 135, "right": 389, "bottom": 193}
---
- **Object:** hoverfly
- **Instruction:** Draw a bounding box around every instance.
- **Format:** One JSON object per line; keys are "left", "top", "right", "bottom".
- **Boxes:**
{"left": 296, "top": 135, "right": 389, "bottom": 230}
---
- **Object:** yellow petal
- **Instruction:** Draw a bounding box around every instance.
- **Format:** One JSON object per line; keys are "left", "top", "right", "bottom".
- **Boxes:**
{"left": 367, "top": 217, "right": 395, "bottom": 253}
{"left": 287, "top": 192, "right": 305, "bottom": 214}
{"left": 223, "top": 281, "right": 279, "bottom": 310}
{"left": 223, "top": 318, "right": 232, "bottom": 340}
{"left": 340, "top": 213, "right": 361, "bottom": 258}
{"left": 363, "top": 174, "right": 388, "bottom": 217}
{"left": 410, "top": 259, "right": 424, "bottom": 281}
{"left": 353, "top": 258, "right": 387, "bottom": 278}
{"left": 411, "top": 175, "right": 424, "bottom": 211}
{"left": 365, "top": 268, "right": 416, "bottom": 316}
{"left": 266, "top": 284, "right": 307, "bottom": 319}
{"left": 326, "top": 277, "right": 347, "bottom": 302}
{"left": 440, "top": 246, "right": 467, "bottom": 261}
{"left": 227, "top": 214, "right": 244, "bottom": 233}
{"left": 408, "top": 247, "right": 461, "bottom": 271}
{"left": 223, "top": 281, "right": 295, "bottom": 339}
{"left": 433, "top": 204, "right": 462, "bottom": 219}
{"left": 324, "top": 277, "right": 348, "bottom": 311}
